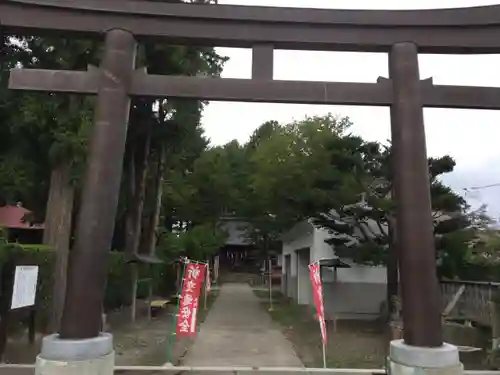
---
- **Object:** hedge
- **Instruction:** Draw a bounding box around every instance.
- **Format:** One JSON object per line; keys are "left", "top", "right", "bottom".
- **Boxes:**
{"left": 456, "top": 260, "right": 500, "bottom": 282}
{"left": 0, "top": 241, "right": 176, "bottom": 332}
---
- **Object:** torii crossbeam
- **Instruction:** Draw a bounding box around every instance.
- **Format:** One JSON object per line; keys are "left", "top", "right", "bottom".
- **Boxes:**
{"left": 1, "top": 1, "right": 497, "bottom": 374}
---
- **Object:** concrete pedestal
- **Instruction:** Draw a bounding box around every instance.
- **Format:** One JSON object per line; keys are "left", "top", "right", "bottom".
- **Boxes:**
{"left": 35, "top": 333, "right": 114, "bottom": 375}
{"left": 389, "top": 340, "right": 463, "bottom": 375}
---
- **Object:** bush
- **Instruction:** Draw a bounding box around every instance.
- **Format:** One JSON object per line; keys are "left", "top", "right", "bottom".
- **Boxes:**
{"left": 458, "top": 259, "right": 500, "bottom": 282}
{"left": 0, "top": 241, "right": 176, "bottom": 332}
{"left": 0, "top": 224, "right": 223, "bottom": 332}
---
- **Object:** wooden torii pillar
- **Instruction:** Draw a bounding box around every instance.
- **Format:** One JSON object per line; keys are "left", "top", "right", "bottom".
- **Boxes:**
{"left": 389, "top": 42, "right": 442, "bottom": 348}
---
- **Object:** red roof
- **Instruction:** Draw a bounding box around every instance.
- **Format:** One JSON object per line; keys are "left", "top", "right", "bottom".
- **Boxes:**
{"left": 0, "top": 205, "right": 44, "bottom": 230}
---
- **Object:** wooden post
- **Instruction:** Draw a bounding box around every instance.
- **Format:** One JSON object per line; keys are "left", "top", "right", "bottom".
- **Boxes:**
{"left": 204, "top": 261, "right": 209, "bottom": 310}
{"left": 268, "top": 257, "right": 274, "bottom": 311}
{"left": 147, "top": 276, "right": 153, "bottom": 322}
{"left": 214, "top": 255, "right": 219, "bottom": 285}
{"left": 491, "top": 289, "right": 500, "bottom": 351}
{"left": 28, "top": 309, "right": 36, "bottom": 344}
{"left": 131, "top": 263, "right": 138, "bottom": 323}
{"left": 0, "top": 257, "right": 38, "bottom": 361}
{"left": 0, "top": 259, "right": 15, "bottom": 361}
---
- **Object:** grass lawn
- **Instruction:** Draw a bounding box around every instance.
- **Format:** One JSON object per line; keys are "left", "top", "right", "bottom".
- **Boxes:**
{"left": 253, "top": 288, "right": 387, "bottom": 369}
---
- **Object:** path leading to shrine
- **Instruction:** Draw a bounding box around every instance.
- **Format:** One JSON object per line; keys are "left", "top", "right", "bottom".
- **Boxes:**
{"left": 182, "top": 282, "right": 303, "bottom": 367}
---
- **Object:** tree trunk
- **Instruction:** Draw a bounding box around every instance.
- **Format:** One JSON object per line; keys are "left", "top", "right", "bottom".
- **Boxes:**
{"left": 125, "top": 132, "right": 151, "bottom": 322}
{"left": 44, "top": 163, "right": 74, "bottom": 333}
{"left": 124, "top": 146, "right": 136, "bottom": 254}
{"left": 133, "top": 133, "right": 151, "bottom": 253}
{"left": 125, "top": 132, "right": 151, "bottom": 254}
{"left": 144, "top": 144, "right": 166, "bottom": 256}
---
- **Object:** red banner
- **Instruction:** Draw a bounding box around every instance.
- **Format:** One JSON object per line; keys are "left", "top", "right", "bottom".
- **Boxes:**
{"left": 176, "top": 263, "right": 206, "bottom": 336}
{"left": 308, "top": 262, "right": 327, "bottom": 345}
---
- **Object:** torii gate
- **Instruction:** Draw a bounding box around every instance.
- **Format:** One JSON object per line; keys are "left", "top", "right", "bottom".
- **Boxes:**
{"left": 3, "top": 1, "right": 500, "bottom": 374}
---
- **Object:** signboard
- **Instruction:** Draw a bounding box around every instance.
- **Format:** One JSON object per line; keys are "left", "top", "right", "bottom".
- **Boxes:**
{"left": 308, "top": 262, "right": 327, "bottom": 345}
{"left": 11, "top": 266, "right": 39, "bottom": 310}
{"left": 176, "top": 263, "right": 205, "bottom": 336}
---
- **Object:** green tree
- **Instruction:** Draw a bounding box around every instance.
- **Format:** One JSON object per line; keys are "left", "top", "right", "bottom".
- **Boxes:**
{"left": 236, "top": 114, "right": 353, "bottom": 260}
{"left": 311, "top": 137, "right": 468, "bottom": 315}
{"left": 0, "top": 35, "right": 100, "bottom": 331}
{"left": 115, "top": 35, "right": 227, "bottom": 318}
{"left": 156, "top": 223, "right": 227, "bottom": 263}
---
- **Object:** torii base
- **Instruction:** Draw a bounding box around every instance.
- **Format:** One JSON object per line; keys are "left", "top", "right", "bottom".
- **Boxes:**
{"left": 389, "top": 340, "right": 463, "bottom": 375}
{"left": 35, "top": 333, "right": 114, "bottom": 375}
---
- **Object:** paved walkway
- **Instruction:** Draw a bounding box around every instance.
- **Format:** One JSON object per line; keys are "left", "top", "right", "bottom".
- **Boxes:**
{"left": 183, "top": 283, "right": 303, "bottom": 367}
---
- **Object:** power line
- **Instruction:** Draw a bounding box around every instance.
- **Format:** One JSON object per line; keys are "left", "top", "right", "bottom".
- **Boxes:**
{"left": 464, "top": 182, "right": 500, "bottom": 191}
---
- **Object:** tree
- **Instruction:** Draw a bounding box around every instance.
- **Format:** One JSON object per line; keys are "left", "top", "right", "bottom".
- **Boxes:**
{"left": 235, "top": 114, "right": 353, "bottom": 260}
{"left": 115, "top": 33, "right": 227, "bottom": 319}
{"left": 467, "top": 204, "right": 497, "bottom": 231}
{"left": 1, "top": 16, "right": 228, "bottom": 326}
{"left": 0, "top": 38, "right": 45, "bottom": 207}
{"left": 0, "top": 35, "right": 100, "bottom": 332}
{"left": 123, "top": 40, "right": 227, "bottom": 253}
{"left": 311, "top": 136, "right": 468, "bottom": 315}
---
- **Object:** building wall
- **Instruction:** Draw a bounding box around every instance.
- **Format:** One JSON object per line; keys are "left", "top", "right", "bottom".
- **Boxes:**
{"left": 281, "top": 220, "right": 314, "bottom": 278}
{"left": 323, "top": 265, "right": 386, "bottom": 320}
{"left": 296, "top": 247, "right": 312, "bottom": 305}
{"left": 312, "top": 227, "right": 336, "bottom": 283}
{"left": 281, "top": 222, "right": 387, "bottom": 320}
{"left": 281, "top": 220, "right": 314, "bottom": 301}
{"left": 282, "top": 254, "right": 294, "bottom": 299}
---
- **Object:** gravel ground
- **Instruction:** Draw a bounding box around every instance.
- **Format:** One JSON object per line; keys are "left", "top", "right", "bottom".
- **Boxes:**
{"left": 2, "top": 291, "right": 219, "bottom": 367}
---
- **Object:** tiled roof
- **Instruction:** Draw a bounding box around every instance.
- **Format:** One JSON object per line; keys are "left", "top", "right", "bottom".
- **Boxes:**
{"left": 0, "top": 205, "right": 44, "bottom": 230}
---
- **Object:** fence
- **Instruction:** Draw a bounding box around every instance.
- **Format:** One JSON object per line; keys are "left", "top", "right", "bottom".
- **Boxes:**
{"left": 1, "top": 364, "right": 499, "bottom": 375}
{"left": 440, "top": 280, "right": 500, "bottom": 326}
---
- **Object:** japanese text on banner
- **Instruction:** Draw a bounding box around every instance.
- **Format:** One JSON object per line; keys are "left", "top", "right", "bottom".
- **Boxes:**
{"left": 308, "top": 262, "right": 327, "bottom": 345}
{"left": 176, "top": 263, "right": 205, "bottom": 336}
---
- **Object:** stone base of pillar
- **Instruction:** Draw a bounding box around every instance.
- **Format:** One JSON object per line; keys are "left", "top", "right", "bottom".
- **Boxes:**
{"left": 389, "top": 339, "right": 463, "bottom": 375}
{"left": 35, "top": 333, "right": 114, "bottom": 375}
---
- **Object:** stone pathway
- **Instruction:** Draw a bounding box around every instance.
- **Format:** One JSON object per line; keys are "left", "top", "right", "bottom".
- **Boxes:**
{"left": 182, "top": 283, "right": 303, "bottom": 367}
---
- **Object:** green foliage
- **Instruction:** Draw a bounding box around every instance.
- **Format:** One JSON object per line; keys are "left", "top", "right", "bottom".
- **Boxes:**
{"left": 151, "top": 224, "right": 227, "bottom": 294}
{"left": 459, "top": 258, "right": 500, "bottom": 282}
{"left": 156, "top": 224, "right": 228, "bottom": 262}
{"left": 311, "top": 136, "right": 469, "bottom": 268}
{"left": 0, "top": 37, "right": 99, "bottom": 215}
{"left": 0, "top": 241, "right": 178, "bottom": 331}
{"left": 231, "top": 114, "right": 354, "bottom": 254}
{"left": 0, "top": 9, "right": 229, "bottom": 332}
{"left": 0, "top": 228, "right": 7, "bottom": 244}
{"left": 246, "top": 114, "right": 353, "bottom": 220}
{"left": 437, "top": 230, "right": 475, "bottom": 279}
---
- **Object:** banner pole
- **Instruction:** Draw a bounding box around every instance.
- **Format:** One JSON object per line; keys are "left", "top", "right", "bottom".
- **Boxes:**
{"left": 268, "top": 257, "right": 273, "bottom": 311}
{"left": 166, "top": 260, "right": 187, "bottom": 364}
{"left": 322, "top": 342, "right": 327, "bottom": 368}
{"left": 204, "top": 262, "right": 208, "bottom": 310}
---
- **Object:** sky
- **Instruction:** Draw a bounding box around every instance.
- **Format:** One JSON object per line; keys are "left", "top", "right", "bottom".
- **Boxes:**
{"left": 200, "top": 0, "right": 500, "bottom": 221}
